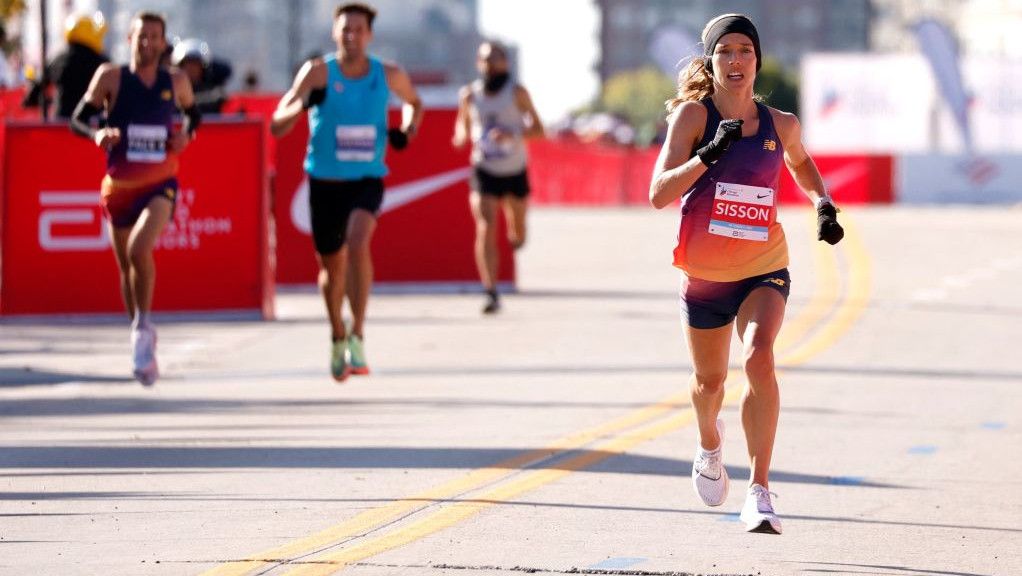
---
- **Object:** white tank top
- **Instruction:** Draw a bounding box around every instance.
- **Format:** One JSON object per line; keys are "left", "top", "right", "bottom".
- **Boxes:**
{"left": 469, "top": 79, "right": 528, "bottom": 175}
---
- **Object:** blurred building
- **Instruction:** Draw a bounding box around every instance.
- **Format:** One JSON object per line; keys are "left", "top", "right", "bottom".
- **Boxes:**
{"left": 87, "top": 0, "right": 483, "bottom": 95}
{"left": 872, "top": 0, "right": 1022, "bottom": 57}
{"left": 596, "top": 0, "right": 872, "bottom": 79}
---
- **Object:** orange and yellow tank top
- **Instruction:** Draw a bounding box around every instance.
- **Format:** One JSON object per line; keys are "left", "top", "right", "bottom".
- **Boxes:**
{"left": 673, "top": 99, "right": 788, "bottom": 281}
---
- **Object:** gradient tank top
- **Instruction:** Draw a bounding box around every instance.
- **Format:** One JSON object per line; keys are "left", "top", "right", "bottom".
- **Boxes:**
{"left": 104, "top": 66, "right": 178, "bottom": 189}
{"left": 672, "top": 99, "right": 789, "bottom": 281}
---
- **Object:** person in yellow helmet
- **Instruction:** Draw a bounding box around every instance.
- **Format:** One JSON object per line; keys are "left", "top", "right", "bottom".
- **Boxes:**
{"left": 23, "top": 11, "right": 110, "bottom": 118}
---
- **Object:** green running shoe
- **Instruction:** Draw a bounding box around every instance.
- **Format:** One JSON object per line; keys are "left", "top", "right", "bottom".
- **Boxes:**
{"left": 348, "top": 334, "right": 370, "bottom": 375}
{"left": 331, "top": 338, "right": 350, "bottom": 383}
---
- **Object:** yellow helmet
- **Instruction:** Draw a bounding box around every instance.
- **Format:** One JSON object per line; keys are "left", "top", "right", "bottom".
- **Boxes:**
{"left": 64, "top": 12, "right": 107, "bottom": 53}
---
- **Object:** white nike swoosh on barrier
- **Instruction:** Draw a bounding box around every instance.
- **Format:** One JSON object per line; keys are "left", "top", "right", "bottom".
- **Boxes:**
{"left": 821, "top": 162, "right": 868, "bottom": 193}
{"left": 380, "top": 166, "right": 472, "bottom": 213}
{"left": 289, "top": 167, "right": 472, "bottom": 234}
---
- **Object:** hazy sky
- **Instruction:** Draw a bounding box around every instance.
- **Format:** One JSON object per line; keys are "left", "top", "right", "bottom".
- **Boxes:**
{"left": 478, "top": 0, "right": 600, "bottom": 122}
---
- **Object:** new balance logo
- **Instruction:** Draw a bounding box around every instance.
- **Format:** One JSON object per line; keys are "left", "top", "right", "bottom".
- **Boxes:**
{"left": 763, "top": 139, "right": 777, "bottom": 151}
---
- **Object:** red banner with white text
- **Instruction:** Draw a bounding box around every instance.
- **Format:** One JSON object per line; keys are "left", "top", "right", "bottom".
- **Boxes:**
{"left": 0, "top": 119, "right": 274, "bottom": 316}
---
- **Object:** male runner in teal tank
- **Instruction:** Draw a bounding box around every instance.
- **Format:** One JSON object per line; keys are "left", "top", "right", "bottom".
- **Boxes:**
{"left": 271, "top": 2, "right": 423, "bottom": 383}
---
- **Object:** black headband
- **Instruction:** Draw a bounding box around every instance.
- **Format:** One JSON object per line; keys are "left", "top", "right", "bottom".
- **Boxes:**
{"left": 703, "top": 15, "right": 761, "bottom": 72}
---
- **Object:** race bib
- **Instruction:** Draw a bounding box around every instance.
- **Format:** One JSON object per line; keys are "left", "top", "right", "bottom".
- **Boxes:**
{"left": 481, "top": 129, "right": 514, "bottom": 160}
{"left": 335, "top": 125, "right": 377, "bottom": 162}
{"left": 126, "top": 124, "right": 168, "bottom": 163}
{"left": 708, "top": 181, "right": 774, "bottom": 242}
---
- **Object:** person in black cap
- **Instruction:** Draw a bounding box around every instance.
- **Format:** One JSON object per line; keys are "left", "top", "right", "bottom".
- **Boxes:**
{"left": 23, "top": 12, "right": 110, "bottom": 118}
{"left": 649, "top": 13, "right": 844, "bottom": 535}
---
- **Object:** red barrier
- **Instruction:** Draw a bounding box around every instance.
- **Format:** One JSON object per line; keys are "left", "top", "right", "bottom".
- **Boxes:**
{"left": 220, "top": 93, "right": 283, "bottom": 171}
{"left": 527, "top": 139, "right": 893, "bottom": 206}
{"left": 527, "top": 139, "right": 631, "bottom": 205}
{"left": 270, "top": 107, "right": 515, "bottom": 286}
{"left": 0, "top": 119, "right": 274, "bottom": 316}
{"left": 0, "top": 87, "right": 38, "bottom": 120}
{"left": 778, "top": 154, "right": 893, "bottom": 204}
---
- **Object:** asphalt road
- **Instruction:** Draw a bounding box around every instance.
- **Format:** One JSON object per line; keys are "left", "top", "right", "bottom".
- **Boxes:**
{"left": 1, "top": 205, "right": 1020, "bottom": 576}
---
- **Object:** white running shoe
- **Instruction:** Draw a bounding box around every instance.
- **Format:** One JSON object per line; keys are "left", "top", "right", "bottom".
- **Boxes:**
{"left": 692, "top": 418, "right": 729, "bottom": 506}
{"left": 740, "top": 483, "right": 782, "bottom": 534}
{"left": 131, "top": 324, "right": 159, "bottom": 386}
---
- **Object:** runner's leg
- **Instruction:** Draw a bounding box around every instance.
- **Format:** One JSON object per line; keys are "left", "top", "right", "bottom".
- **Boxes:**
{"left": 735, "top": 287, "right": 786, "bottom": 488}
{"left": 503, "top": 195, "right": 527, "bottom": 250}
{"left": 108, "top": 223, "right": 135, "bottom": 321}
{"left": 346, "top": 209, "right": 377, "bottom": 338}
{"left": 126, "top": 196, "right": 173, "bottom": 319}
{"left": 470, "top": 191, "right": 500, "bottom": 292}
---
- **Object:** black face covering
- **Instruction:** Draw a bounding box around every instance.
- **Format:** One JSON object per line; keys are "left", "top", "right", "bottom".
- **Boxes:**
{"left": 483, "top": 72, "right": 510, "bottom": 93}
{"left": 703, "top": 14, "right": 762, "bottom": 72}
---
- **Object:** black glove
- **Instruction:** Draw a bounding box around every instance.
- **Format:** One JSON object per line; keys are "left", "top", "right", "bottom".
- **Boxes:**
{"left": 817, "top": 202, "right": 844, "bottom": 245}
{"left": 387, "top": 128, "right": 409, "bottom": 151}
{"left": 302, "top": 87, "right": 326, "bottom": 110}
{"left": 696, "top": 119, "right": 743, "bottom": 166}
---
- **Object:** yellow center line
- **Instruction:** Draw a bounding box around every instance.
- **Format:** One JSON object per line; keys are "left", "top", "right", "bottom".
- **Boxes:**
{"left": 775, "top": 211, "right": 842, "bottom": 352}
{"left": 778, "top": 211, "right": 872, "bottom": 366}
{"left": 203, "top": 211, "right": 869, "bottom": 576}
{"left": 202, "top": 391, "right": 692, "bottom": 576}
{"left": 280, "top": 385, "right": 746, "bottom": 576}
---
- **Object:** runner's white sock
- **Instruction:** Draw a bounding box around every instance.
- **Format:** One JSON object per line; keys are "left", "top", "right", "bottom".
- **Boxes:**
{"left": 133, "top": 311, "right": 151, "bottom": 329}
{"left": 698, "top": 446, "right": 721, "bottom": 458}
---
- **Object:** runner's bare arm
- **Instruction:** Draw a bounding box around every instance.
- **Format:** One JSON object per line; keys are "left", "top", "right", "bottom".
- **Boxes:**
{"left": 385, "top": 62, "right": 423, "bottom": 138}
{"left": 452, "top": 85, "right": 472, "bottom": 148}
{"left": 271, "top": 60, "right": 326, "bottom": 138}
{"left": 775, "top": 110, "right": 828, "bottom": 207}
{"left": 649, "top": 101, "right": 708, "bottom": 209}
{"left": 514, "top": 85, "right": 545, "bottom": 139}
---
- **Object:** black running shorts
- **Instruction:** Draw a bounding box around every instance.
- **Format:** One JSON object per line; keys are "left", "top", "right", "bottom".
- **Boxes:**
{"left": 681, "top": 269, "right": 791, "bottom": 329}
{"left": 471, "top": 166, "right": 530, "bottom": 198}
{"left": 308, "top": 176, "right": 385, "bottom": 255}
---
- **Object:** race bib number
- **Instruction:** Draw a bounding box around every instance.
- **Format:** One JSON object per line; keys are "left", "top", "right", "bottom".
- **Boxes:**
{"left": 708, "top": 182, "right": 774, "bottom": 242}
{"left": 335, "top": 125, "right": 377, "bottom": 162}
{"left": 126, "top": 124, "right": 168, "bottom": 163}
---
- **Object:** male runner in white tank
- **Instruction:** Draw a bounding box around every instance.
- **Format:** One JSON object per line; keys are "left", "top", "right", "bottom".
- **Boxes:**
{"left": 453, "top": 41, "right": 544, "bottom": 314}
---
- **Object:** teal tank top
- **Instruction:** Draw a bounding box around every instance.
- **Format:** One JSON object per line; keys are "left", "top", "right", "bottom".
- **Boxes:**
{"left": 304, "top": 54, "right": 390, "bottom": 180}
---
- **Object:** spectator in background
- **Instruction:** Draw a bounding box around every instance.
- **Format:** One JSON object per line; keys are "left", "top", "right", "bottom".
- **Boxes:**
{"left": 242, "top": 69, "right": 260, "bottom": 92}
{"left": 0, "top": 23, "right": 15, "bottom": 87}
{"left": 23, "top": 12, "right": 109, "bottom": 118}
{"left": 171, "top": 38, "right": 232, "bottom": 114}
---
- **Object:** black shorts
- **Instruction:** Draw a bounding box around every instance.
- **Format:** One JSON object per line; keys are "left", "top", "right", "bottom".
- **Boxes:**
{"left": 308, "top": 176, "right": 385, "bottom": 255}
{"left": 471, "top": 167, "right": 530, "bottom": 198}
{"left": 681, "top": 269, "right": 791, "bottom": 329}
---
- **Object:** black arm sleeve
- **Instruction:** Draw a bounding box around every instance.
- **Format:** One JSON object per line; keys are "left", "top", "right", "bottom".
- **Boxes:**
{"left": 70, "top": 100, "right": 102, "bottom": 140}
{"left": 303, "top": 87, "right": 326, "bottom": 110}
{"left": 182, "top": 104, "right": 202, "bottom": 137}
